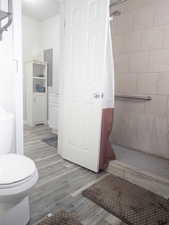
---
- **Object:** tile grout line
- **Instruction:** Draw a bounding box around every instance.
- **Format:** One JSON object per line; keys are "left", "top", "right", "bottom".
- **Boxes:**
{"left": 37, "top": 159, "right": 63, "bottom": 169}
{"left": 34, "top": 153, "right": 59, "bottom": 162}
{"left": 36, "top": 167, "right": 79, "bottom": 189}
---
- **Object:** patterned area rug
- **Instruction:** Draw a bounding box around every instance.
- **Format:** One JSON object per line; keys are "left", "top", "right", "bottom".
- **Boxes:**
{"left": 42, "top": 135, "right": 58, "bottom": 148}
{"left": 82, "top": 175, "right": 169, "bottom": 225}
{"left": 36, "top": 211, "right": 83, "bottom": 225}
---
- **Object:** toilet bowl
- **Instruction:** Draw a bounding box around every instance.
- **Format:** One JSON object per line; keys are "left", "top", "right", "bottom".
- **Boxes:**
{"left": 0, "top": 107, "right": 38, "bottom": 225}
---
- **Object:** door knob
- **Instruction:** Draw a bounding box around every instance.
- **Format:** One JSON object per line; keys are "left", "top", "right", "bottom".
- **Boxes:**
{"left": 93, "top": 92, "right": 104, "bottom": 99}
{"left": 93, "top": 93, "right": 100, "bottom": 99}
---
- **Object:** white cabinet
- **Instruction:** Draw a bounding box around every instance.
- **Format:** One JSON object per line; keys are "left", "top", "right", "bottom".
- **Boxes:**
{"left": 24, "top": 60, "right": 48, "bottom": 126}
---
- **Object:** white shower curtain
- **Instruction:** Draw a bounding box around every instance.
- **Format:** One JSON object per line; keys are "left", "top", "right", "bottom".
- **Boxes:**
{"left": 102, "top": 23, "right": 115, "bottom": 109}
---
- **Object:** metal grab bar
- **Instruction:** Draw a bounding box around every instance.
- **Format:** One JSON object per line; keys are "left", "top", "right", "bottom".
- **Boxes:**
{"left": 115, "top": 95, "right": 152, "bottom": 101}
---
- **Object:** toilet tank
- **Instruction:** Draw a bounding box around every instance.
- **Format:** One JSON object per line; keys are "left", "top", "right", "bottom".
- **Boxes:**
{"left": 0, "top": 107, "right": 14, "bottom": 155}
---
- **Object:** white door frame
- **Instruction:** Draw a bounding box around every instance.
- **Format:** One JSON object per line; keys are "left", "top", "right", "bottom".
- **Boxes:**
{"left": 13, "top": 0, "right": 24, "bottom": 155}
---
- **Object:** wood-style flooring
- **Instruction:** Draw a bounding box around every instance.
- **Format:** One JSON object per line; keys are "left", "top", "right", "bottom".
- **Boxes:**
{"left": 24, "top": 125, "right": 122, "bottom": 225}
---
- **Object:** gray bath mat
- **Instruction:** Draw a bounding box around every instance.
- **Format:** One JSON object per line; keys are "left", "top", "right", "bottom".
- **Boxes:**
{"left": 36, "top": 211, "right": 83, "bottom": 225}
{"left": 42, "top": 135, "right": 58, "bottom": 148}
{"left": 82, "top": 175, "right": 169, "bottom": 225}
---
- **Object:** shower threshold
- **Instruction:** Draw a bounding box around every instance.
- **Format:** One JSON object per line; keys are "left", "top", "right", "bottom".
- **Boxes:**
{"left": 108, "top": 145, "right": 169, "bottom": 199}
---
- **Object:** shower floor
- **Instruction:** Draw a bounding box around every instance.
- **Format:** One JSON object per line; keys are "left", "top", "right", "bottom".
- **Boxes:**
{"left": 113, "top": 144, "right": 169, "bottom": 181}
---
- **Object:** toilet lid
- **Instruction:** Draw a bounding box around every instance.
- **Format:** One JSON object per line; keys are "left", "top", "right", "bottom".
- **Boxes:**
{"left": 0, "top": 154, "right": 36, "bottom": 185}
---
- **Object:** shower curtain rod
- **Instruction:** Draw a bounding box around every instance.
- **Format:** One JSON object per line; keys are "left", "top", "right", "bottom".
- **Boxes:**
{"left": 110, "top": 0, "right": 127, "bottom": 8}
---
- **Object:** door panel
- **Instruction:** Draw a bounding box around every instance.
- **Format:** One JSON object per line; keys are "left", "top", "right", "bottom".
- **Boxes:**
{"left": 33, "top": 94, "right": 47, "bottom": 123}
{"left": 59, "top": 0, "right": 109, "bottom": 172}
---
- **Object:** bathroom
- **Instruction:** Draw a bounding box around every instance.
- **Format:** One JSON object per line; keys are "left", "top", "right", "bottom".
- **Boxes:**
{"left": 0, "top": 0, "right": 169, "bottom": 225}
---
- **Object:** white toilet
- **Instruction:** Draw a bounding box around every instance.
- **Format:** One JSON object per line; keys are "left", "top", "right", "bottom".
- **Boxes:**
{"left": 0, "top": 107, "right": 38, "bottom": 225}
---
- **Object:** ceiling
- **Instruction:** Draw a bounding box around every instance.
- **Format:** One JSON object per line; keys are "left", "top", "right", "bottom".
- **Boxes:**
{"left": 22, "top": 0, "right": 123, "bottom": 21}
{"left": 22, "top": 0, "right": 63, "bottom": 21}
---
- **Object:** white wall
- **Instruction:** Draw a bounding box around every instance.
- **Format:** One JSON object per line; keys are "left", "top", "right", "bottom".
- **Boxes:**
{"left": 41, "top": 15, "right": 61, "bottom": 131}
{"left": 22, "top": 14, "right": 61, "bottom": 131}
{"left": 22, "top": 16, "right": 42, "bottom": 121}
{"left": 41, "top": 15, "right": 61, "bottom": 92}
{"left": 111, "top": 0, "right": 169, "bottom": 159}
{"left": 22, "top": 16, "right": 42, "bottom": 61}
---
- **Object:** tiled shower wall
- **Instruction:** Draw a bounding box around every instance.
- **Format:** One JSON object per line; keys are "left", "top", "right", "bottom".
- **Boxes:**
{"left": 110, "top": 0, "right": 169, "bottom": 159}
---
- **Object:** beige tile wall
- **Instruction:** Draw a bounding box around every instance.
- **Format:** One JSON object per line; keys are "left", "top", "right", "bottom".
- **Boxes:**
{"left": 111, "top": 0, "right": 169, "bottom": 159}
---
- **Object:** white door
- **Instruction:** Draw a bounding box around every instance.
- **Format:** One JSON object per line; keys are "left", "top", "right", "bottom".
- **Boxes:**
{"left": 59, "top": 0, "right": 110, "bottom": 172}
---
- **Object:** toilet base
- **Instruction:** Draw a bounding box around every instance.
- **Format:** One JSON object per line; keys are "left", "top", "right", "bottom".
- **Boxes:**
{"left": 0, "top": 196, "right": 30, "bottom": 225}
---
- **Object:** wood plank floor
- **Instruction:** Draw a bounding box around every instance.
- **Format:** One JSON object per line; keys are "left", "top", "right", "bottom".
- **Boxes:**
{"left": 24, "top": 125, "right": 122, "bottom": 225}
